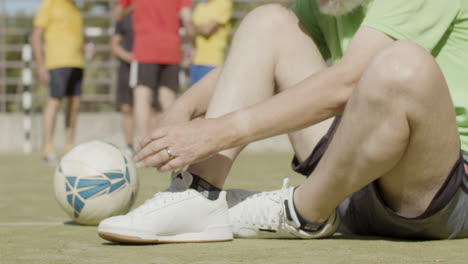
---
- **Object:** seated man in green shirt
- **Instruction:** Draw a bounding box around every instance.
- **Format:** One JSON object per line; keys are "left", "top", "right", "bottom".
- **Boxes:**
{"left": 98, "top": 0, "right": 468, "bottom": 243}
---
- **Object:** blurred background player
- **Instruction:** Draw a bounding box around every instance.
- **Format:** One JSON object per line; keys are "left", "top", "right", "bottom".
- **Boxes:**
{"left": 190, "top": 0, "right": 232, "bottom": 85}
{"left": 32, "top": 0, "right": 85, "bottom": 163}
{"left": 114, "top": 0, "right": 195, "bottom": 140}
{"left": 110, "top": 10, "right": 135, "bottom": 155}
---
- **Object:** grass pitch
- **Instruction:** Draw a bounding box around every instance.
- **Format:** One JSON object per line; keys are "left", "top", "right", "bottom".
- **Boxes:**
{"left": 1, "top": 152, "right": 467, "bottom": 264}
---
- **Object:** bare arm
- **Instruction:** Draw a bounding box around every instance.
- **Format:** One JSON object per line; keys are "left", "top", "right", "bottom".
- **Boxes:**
{"left": 195, "top": 20, "right": 219, "bottom": 37}
{"left": 31, "top": 27, "right": 49, "bottom": 83}
{"left": 110, "top": 34, "right": 132, "bottom": 63}
{"left": 221, "top": 27, "right": 396, "bottom": 148}
{"left": 180, "top": 7, "right": 196, "bottom": 41}
{"left": 112, "top": 5, "right": 127, "bottom": 22}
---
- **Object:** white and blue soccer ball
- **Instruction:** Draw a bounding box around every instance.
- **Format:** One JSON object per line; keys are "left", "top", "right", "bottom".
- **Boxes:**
{"left": 54, "top": 140, "right": 139, "bottom": 225}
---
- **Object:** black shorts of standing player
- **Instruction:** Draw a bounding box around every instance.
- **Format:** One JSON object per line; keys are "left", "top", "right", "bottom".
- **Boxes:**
{"left": 292, "top": 116, "right": 468, "bottom": 239}
{"left": 49, "top": 67, "right": 83, "bottom": 99}
{"left": 131, "top": 63, "right": 179, "bottom": 110}
{"left": 116, "top": 62, "right": 132, "bottom": 108}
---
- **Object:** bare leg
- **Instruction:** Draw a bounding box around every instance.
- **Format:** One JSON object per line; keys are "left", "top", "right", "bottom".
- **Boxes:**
{"left": 149, "top": 107, "right": 158, "bottom": 135}
{"left": 64, "top": 95, "right": 80, "bottom": 152}
{"left": 42, "top": 97, "right": 61, "bottom": 154}
{"left": 120, "top": 104, "right": 133, "bottom": 146}
{"left": 158, "top": 86, "right": 177, "bottom": 111}
{"left": 187, "top": 4, "right": 331, "bottom": 187}
{"left": 133, "top": 85, "right": 153, "bottom": 139}
{"left": 294, "top": 41, "right": 460, "bottom": 222}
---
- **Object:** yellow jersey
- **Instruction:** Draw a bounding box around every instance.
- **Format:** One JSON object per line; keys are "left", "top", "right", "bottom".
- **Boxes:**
{"left": 34, "top": 0, "right": 84, "bottom": 69}
{"left": 192, "top": 0, "right": 232, "bottom": 66}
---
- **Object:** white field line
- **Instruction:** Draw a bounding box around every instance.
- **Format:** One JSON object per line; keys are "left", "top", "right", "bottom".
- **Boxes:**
{"left": 0, "top": 222, "right": 64, "bottom": 226}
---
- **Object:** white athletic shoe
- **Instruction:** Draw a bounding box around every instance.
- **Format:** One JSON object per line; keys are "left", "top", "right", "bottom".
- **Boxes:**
{"left": 98, "top": 171, "right": 233, "bottom": 243}
{"left": 226, "top": 188, "right": 260, "bottom": 208}
{"left": 42, "top": 152, "right": 58, "bottom": 165}
{"left": 229, "top": 178, "right": 340, "bottom": 239}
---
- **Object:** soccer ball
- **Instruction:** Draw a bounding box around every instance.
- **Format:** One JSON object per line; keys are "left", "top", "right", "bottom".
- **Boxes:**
{"left": 54, "top": 140, "right": 139, "bottom": 225}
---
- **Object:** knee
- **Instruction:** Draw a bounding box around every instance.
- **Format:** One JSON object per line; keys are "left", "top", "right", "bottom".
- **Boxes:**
{"left": 361, "top": 41, "right": 440, "bottom": 104}
{"left": 46, "top": 98, "right": 61, "bottom": 111}
{"left": 242, "top": 4, "right": 293, "bottom": 32}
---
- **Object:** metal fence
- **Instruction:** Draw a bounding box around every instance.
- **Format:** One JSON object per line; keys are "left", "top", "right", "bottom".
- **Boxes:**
{"left": 0, "top": 0, "right": 293, "bottom": 113}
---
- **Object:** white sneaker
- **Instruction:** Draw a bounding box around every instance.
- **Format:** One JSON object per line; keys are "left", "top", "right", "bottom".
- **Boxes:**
{"left": 42, "top": 152, "right": 58, "bottom": 165}
{"left": 226, "top": 189, "right": 260, "bottom": 208}
{"left": 229, "top": 178, "right": 340, "bottom": 239}
{"left": 98, "top": 171, "right": 233, "bottom": 243}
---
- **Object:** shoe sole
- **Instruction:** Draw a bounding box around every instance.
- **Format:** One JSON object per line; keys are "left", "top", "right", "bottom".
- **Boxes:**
{"left": 98, "top": 231, "right": 232, "bottom": 244}
{"left": 98, "top": 226, "right": 233, "bottom": 244}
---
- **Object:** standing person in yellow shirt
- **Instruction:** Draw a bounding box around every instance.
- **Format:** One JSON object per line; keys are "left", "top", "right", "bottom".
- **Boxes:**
{"left": 32, "top": 0, "right": 85, "bottom": 163}
{"left": 190, "top": 0, "right": 232, "bottom": 85}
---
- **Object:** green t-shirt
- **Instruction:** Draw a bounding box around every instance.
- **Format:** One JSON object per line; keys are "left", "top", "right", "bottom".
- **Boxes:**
{"left": 293, "top": 0, "right": 468, "bottom": 152}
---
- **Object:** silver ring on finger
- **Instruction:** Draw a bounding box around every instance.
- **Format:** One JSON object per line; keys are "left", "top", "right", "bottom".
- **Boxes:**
{"left": 165, "top": 148, "right": 175, "bottom": 160}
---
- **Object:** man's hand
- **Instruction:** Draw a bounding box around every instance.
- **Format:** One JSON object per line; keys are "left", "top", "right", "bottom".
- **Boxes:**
{"left": 134, "top": 118, "right": 224, "bottom": 172}
{"left": 36, "top": 64, "right": 49, "bottom": 83}
{"left": 110, "top": 34, "right": 133, "bottom": 63}
{"left": 133, "top": 67, "right": 225, "bottom": 171}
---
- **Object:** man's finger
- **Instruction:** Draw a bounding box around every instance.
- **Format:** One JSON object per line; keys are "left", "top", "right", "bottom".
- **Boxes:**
{"left": 140, "top": 149, "right": 171, "bottom": 168}
{"left": 136, "top": 129, "right": 167, "bottom": 153}
{"left": 134, "top": 137, "right": 169, "bottom": 163}
{"left": 158, "top": 157, "right": 185, "bottom": 173}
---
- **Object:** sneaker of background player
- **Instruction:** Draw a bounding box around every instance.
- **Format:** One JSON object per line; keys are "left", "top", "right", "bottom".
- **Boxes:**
{"left": 229, "top": 177, "right": 340, "bottom": 239}
{"left": 42, "top": 144, "right": 58, "bottom": 164}
{"left": 98, "top": 171, "right": 233, "bottom": 244}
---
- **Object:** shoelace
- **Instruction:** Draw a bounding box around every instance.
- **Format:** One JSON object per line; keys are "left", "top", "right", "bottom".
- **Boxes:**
{"left": 235, "top": 178, "right": 290, "bottom": 230}
{"left": 131, "top": 190, "right": 191, "bottom": 215}
{"left": 130, "top": 174, "right": 191, "bottom": 215}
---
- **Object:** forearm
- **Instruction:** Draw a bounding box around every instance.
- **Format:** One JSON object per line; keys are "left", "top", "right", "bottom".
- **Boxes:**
{"left": 180, "top": 7, "right": 196, "bottom": 41}
{"left": 112, "top": 5, "right": 125, "bottom": 22}
{"left": 110, "top": 36, "right": 132, "bottom": 63}
{"left": 168, "top": 67, "right": 222, "bottom": 120}
{"left": 116, "top": 48, "right": 132, "bottom": 63}
{"left": 220, "top": 65, "right": 355, "bottom": 148}
{"left": 31, "top": 28, "right": 45, "bottom": 67}
{"left": 195, "top": 21, "right": 219, "bottom": 37}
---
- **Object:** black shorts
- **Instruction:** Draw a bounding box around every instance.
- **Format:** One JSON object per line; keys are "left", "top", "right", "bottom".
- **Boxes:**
{"left": 292, "top": 116, "right": 468, "bottom": 239}
{"left": 116, "top": 62, "right": 132, "bottom": 107}
{"left": 49, "top": 67, "right": 83, "bottom": 99}
{"left": 131, "top": 62, "right": 179, "bottom": 91}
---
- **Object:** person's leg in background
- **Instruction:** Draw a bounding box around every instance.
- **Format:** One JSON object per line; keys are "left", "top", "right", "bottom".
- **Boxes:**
{"left": 63, "top": 68, "right": 83, "bottom": 154}
{"left": 157, "top": 64, "right": 180, "bottom": 112}
{"left": 63, "top": 68, "right": 83, "bottom": 153}
{"left": 120, "top": 104, "right": 134, "bottom": 151}
{"left": 64, "top": 96, "right": 80, "bottom": 153}
{"left": 117, "top": 62, "right": 135, "bottom": 155}
{"left": 42, "top": 98, "right": 61, "bottom": 161}
{"left": 133, "top": 63, "right": 158, "bottom": 140}
{"left": 42, "top": 68, "right": 66, "bottom": 162}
